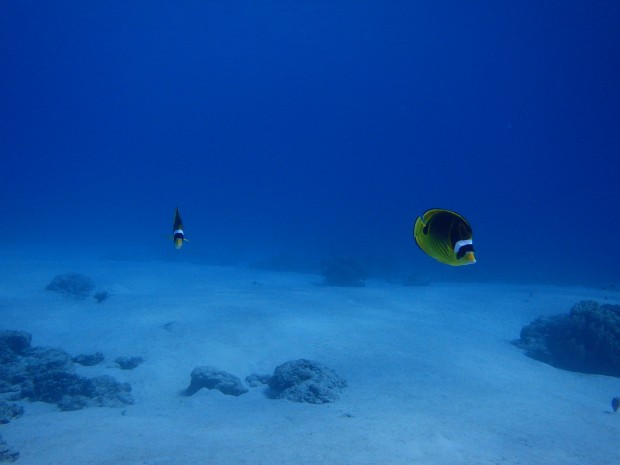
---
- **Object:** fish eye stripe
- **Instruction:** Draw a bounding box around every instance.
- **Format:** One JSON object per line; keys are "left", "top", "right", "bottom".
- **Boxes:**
{"left": 454, "top": 239, "right": 473, "bottom": 254}
{"left": 456, "top": 243, "right": 474, "bottom": 259}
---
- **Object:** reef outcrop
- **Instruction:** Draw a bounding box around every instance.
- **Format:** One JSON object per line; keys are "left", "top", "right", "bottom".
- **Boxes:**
{"left": 0, "top": 330, "right": 133, "bottom": 411}
{"left": 513, "top": 300, "right": 620, "bottom": 377}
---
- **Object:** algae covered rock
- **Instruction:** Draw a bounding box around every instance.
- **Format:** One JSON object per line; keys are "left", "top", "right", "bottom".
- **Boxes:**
{"left": 115, "top": 356, "right": 144, "bottom": 370}
{"left": 32, "top": 371, "right": 90, "bottom": 403}
{"left": 268, "top": 359, "right": 346, "bottom": 403}
{"left": 514, "top": 300, "right": 620, "bottom": 377}
{"left": 184, "top": 366, "right": 248, "bottom": 396}
{"left": 55, "top": 375, "right": 133, "bottom": 411}
{"left": 85, "top": 375, "right": 133, "bottom": 408}
{"left": 29, "top": 365, "right": 133, "bottom": 410}
{"left": 46, "top": 273, "right": 95, "bottom": 299}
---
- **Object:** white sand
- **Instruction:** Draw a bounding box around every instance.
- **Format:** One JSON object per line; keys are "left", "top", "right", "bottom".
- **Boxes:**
{"left": 1, "top": 258, "right": 619, "bottom": 465}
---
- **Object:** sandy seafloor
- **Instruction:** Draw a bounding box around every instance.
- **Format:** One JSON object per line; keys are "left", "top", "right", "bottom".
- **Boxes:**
{"left": 1, "top": 257, "right": 619, "bottom": 465}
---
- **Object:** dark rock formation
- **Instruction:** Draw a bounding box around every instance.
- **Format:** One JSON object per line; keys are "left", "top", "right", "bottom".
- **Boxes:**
{"left": 115, "top": 356, "right": 144, "bottom": 370}
{"left": 46, "top": 273, "right": 95, "bottom": 299}
{"left": 23, "top": 347, "right": 75, "bottom": 381}
{"left": 268, "top": 359, "right": 346, "bottom": 404}
{"left": 183, "top": 366, "right": 248, "bottom": 396}
{"left": 245, "top": 373, "right": 271, "bottom": 388}
{"left": 0, "top": 401, "right": 23, "bottom": 424}
{"left": 320, "top": 256, "right": 367, "bottom": 287}
{"left": 513, "top": 300, "right": 620, "bottom": 377}
{"left": 0, "top": 433, "right": 19, "bottom": 463}
{"left": 55, "top": 375, "right": 133, "bottom": 411}
{"left": 33, "top": 371, "right": 89, "bottom": 403}
{"left": 0, "top": 331, "right": 31, "bottom": 356}
{"left": 612, "top": 397, "right": 620, "bottom": 412}
{"left": 0, "top": 329, "right": 133, "bottom": 411}
{"left": 88, "top": 375, "right": 133, "bottom": 406}
{"left": 73, "top": 352, "right": 104, "bottom": 366}
{"left": 93, "top": 291, "right": 109, "bottom": 303}
{"left": 1, "top": 334, "right": 74, "bottom": 400}
{"left": 161, "top": 321, "right": 178, "bottom": 333}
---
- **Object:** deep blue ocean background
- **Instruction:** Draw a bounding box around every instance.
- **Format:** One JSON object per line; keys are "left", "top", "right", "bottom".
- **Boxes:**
{"left": 2, "top": 1, "right": 619, "bottom": 285}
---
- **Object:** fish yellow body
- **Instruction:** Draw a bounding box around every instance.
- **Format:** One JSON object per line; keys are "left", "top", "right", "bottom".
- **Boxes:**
{"left": 413, "top": 209, "right": 475, "bottom": 266}
{"left": 172, "top": 208, "right": 187, "bottom": 249}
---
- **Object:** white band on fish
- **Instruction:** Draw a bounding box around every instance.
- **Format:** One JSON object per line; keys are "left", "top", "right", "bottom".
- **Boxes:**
{"left": 453, "top": 239, "right": 473, "bottom": 254}
{"left": 173, "top": 229, "right": 184, "bottom": 235}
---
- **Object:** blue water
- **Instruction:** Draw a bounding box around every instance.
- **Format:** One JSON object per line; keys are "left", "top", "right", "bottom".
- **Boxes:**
{"left": 2, "top": 1, "right": 619, "bottom": 285}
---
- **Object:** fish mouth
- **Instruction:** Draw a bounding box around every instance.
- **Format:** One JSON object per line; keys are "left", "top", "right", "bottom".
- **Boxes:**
{"left": 464, "top": 251, "right": 476, "bottom": 264}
